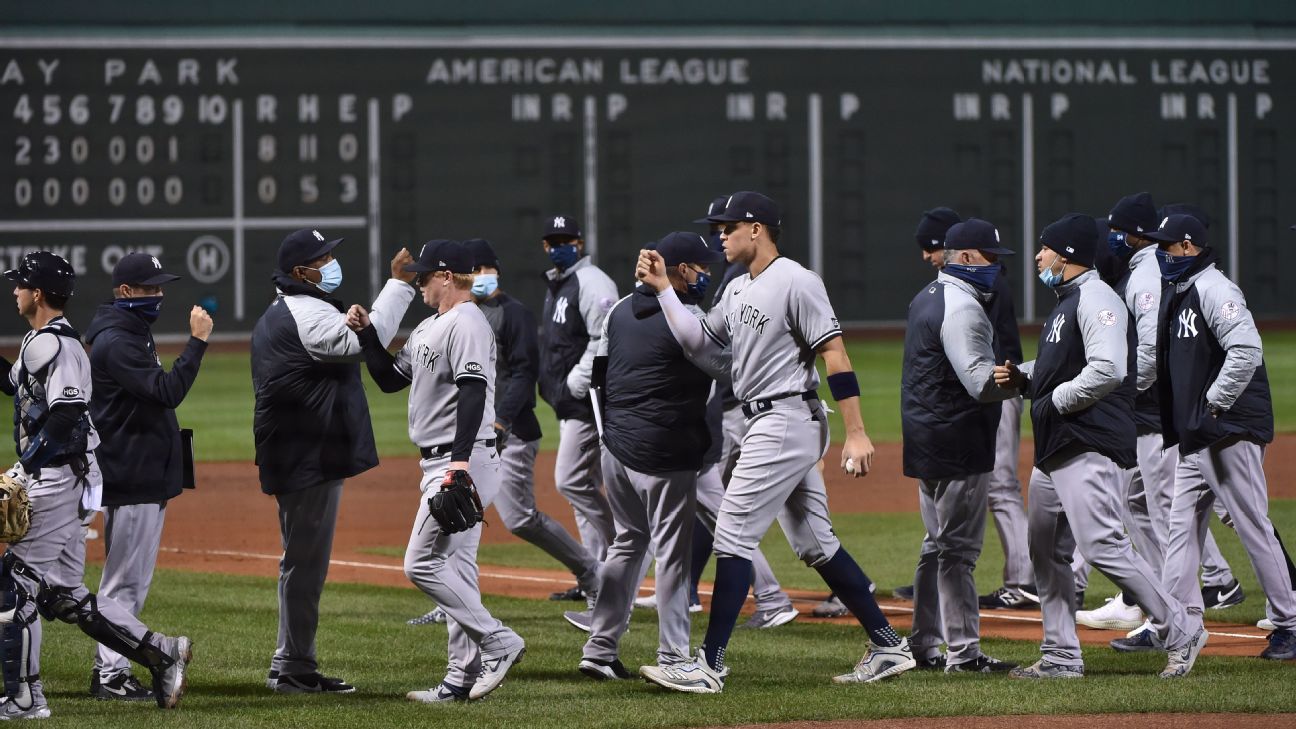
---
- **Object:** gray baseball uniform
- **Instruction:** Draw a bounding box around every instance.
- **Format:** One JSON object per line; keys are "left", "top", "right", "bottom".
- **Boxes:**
{"left": 988, "top": 395, "right": 1032, "bottom": 591}
{"left": 393, "top": 302, "right": 524, "bottom": 686}
{"left": 904, "top": 273, "right": 1016, "bottom": 667}
{"left": 1020, "top": 270, "right": 1199, "bottom": 667}
{"left": 1159, "top": 264, "right": 1294, "bottom": 629}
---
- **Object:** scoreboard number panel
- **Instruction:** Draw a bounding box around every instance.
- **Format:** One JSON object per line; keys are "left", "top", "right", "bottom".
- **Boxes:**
{"left": 0, "top": 39, "right": 1290, "bottom": 337}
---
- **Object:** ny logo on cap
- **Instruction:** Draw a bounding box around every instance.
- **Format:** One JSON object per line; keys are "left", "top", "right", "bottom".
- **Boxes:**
{"left": 745, "top": 212, "right": 754, "bottom": 218}
{"left": 553, "top": 216, "right": 566, "bottom": 228}
{"left": 312, "top": 230, "right": 325, "bottom": 241}
{"left": 438, "top": 260, "right": 447, "bottom": 267}
{"left": 151, "top": 256, "right": 162, "bottom": 269}
{"left": 1065, "top": 245, "right": 1076, "bottom": 254}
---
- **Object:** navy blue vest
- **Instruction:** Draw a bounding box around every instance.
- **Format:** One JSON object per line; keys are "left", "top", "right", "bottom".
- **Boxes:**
{"left": 901, "top": 281, "right": 1001, "bottom": 480}
{"left": 1028, "top": 279, "right": 1137, "bottom": 469}
{"left": 540, "top": 264, "right": 593, "bottom": 420}
{"left": 602, "top": 288, "right": 712, "bottom": 475}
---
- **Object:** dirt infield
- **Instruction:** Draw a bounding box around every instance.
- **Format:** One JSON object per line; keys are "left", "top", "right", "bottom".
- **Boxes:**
{"left": 85, "top": 435, "right": 1296, "bottom": 660}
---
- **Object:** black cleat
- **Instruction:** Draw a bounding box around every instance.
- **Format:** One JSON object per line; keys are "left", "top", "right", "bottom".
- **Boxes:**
{"left": 1201, "top": 580, "right": 1245, "bottom": 610}
{"left": 549, "top": 585, "right": 585, "bottom": 602}
{"left": 95, "top": 673, "right": 155, "bottom": 702}
{"left": 946, "top": 655, "right": 1017, "bottom": 673}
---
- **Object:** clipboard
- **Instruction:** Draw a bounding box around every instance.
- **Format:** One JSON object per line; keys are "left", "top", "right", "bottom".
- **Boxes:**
{"left": 180, "top": 428, "right": 196, "bottom": 489}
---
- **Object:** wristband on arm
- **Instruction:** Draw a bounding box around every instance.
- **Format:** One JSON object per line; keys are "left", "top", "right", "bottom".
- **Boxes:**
{"left": 827, "top": 371, "right": 861, "bottom": 401}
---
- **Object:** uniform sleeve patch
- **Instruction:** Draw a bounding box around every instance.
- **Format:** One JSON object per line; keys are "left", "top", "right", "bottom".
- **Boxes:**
{"left": 598, "top": 296, "right": 615, "bottom": 312}
{"left": 1097, "top": 310, "right": 1118, "bottom": 327}
{"left": 1136, "top": 291, "right": 1156, "bottom": 313}
{"left": 1220, "top": 301, "right": 1241, "bottom": 321}
{"left": 62, "top": 386, "right": 80, "bottom": 398}
{"left": 464, "top": 362, "right": 483, "bottom": 373}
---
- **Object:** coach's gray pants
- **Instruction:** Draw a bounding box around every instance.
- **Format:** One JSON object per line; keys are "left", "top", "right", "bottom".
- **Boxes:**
{"left": 555, "top": 418, "right": 615, "bottom": 561}
{"left": 406, "top": 444, "right": 523, "bottom": 688}
{"left": 95, "top": 502, "right": 167, "bottom": 680}
{"left": 1164, "top": 437, "right": 1296, "bottom": 629}
{"left": 272, "top": 479, "right": 342, "bottom": 676}
{"left": 694, "top": 464, "right": 794, "bottom": 612}
{"left": 1029, "top": 451, "right": 1198, "bottom": 667}
{"left": 493, "top": 437, "right": 599, "bottom": 586}
{"left": 9, "top": 461, "right": 159, "bottom": 684}
{"left": 910, "top": 473, "right": 990, "bottom": 666}
{"left": 720, "top": 405, "right": 746, "bottom": 484}
{"left": 987, "top": 396, "right": 1032, "bottom": 590}
{"left": 584, "top": 453, "right": 696, "bottom": 666}
{"left": 713, "top": 402, "right": 839, "bottom": 568}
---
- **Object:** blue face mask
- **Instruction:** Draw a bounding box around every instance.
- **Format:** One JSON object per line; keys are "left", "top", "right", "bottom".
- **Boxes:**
{"left": 309, "top": 259, "right": 343, "bottom": 293}
{"left": 1108, "top": 230, "right": 1134, "bottom": 259}
{"left": 114, "top": 295, "right": 164, "bottom": 322}
{"left": 1038, "top": 252, "right": 1065, "bottom": 288}
{"left": 471, "top": 273, "right": 499, "bottom": 298}
{"left": 686, "top": 270, "right": 711, "bottom": 300}
{"left": 1156, "top": 248, "right": 1196, "bottom": 283}
{"left": 548, "top": 244, "right": 580, "bottom": 270}
{"left": 944, "top": 263, "right": 999, "bottom": 292}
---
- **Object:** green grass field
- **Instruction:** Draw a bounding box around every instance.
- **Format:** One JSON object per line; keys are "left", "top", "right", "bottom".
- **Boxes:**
{"left": 177, "top": 330, "right": 1296, "bottom": 460}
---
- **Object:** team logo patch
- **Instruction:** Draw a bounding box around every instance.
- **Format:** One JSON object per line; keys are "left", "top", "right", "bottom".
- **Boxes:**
{"left": 465, "top": 362, "right": 483, "bottom": 373}
{"left": 1220, "top": 301, "right": 1241, "bottom": 321}
{"left": 62, "top": 386, "right": 79, "bottom": 398}
{"left": 1097, "top": 309, "right": 1118, "bottom": 327}
{"left": 598, "top": 297, "right": 615, "bottom": 312}
{"left": 1137, "top": 291, "right": 1156, "bottom": 313}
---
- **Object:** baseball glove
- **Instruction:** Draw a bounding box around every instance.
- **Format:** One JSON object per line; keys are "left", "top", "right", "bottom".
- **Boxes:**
{"left": 428, "top": 469, "right": 484, "bottom": 534}
{"left": 0, "top": 472, "right": 32, "bottom": 543}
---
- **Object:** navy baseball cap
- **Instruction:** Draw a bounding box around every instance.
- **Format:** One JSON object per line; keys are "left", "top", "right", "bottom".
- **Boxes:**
{"left": 706, "top": 191, "right": 782, "bottom": 227}
{"left": 112, "top": 252, "right": 182, "bottom": 286}
{"left": 944, "top": 218, "right": 1015, "bottom": 255}
{"left": 1040, "top": 213, "right": 1098, "bottom": 268}
{"left": 655, "top": 232, "right": 726, "bottom": 267}
{"left": 1107, "top": 192, "right": 1158, "bottom": 235}
{"left": 278, "top": 228, "right": 342, "bottom": 273}
{"left": 4, "top": 251, "right": 76, "bottom": 298}
{"left": 542, "top": 214, "right": 583, "bottom": 241}
{"left": 462, "top": 238, "right": 501, "bottom": 271}
{"left": 1157, "top": 203, "right": 1212, "bottom": 229}
{"left": 692, "top": 196, "right": 729, "bottom": 225}
{"left": 405, "top": 239, "right": 473, "bottom": 275}
{"left": 915, "top": 207, "right": 962, "bottom": 250}
{"left": 1146, "top": 214, "right": 1208, "bottom": 247}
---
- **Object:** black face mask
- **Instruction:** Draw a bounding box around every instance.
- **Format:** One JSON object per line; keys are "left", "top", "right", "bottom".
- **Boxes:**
{"left": 114, "top": 295, "right": 163, "bottom": 322}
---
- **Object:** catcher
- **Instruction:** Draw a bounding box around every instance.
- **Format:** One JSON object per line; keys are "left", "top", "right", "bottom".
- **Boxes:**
{"left": 346, "top": 239, "right": 526, "bottom": 703}
{"left": 1, "top": 252, "right": 192, "bottom": 719}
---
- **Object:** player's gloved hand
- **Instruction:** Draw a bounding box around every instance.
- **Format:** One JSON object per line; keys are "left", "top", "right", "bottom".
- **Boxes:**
{"left": 428, "top": 469, "right": 485, "bottom": 534}
{"left": 493, "top": 422, "right": 510, "bottom": 454}
{"left": 4, "top": 462, "right": 30, "bottom": 490}
{"left": 0, "top": 464, "right": 33, "bottom": 542}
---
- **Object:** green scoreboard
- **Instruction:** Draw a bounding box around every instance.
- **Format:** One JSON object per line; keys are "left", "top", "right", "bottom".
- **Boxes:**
{"left": 1, "top": 35, "right": 1291, "bottom": 335}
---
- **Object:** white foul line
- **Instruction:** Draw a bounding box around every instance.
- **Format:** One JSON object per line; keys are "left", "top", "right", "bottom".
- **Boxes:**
{"left": 158, "top": 546, "right": 1268, "bottom": 641}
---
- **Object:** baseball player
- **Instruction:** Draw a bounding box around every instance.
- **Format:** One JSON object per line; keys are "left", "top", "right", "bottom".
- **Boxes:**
{"left": 538, "top": 216, "right": 618, "bottom": 601}
{"left": 903, "top": 208, "right": 1035, "bottom": 611}
{"left": 1129, "top": 214, "right": 1294, "bottom": 660}
{"left": 1077, "top": 195, "right": 1244, "bottom": 634}
{"left": 82, "top": 253, "right": 212, "bottom": 701}
{"left": 994, "top": 214, "right": 1206, "bottom": 679}
{"left": 251, "top": 229, "right": 416, "bottom": 693}
{"left": 577, "top": 231, "right": 726, "bottom": 681}
{"left": 1, "top": 252, "right": 192, "bottom": 719}
{"left": 635, "top": 191, "right": 913, "bottom": 692}
{"left": 903, "top": 218, "right": 1020, "bottom": 673}
{"left": 349, "top": 239, "right": 526, "bottom": 701}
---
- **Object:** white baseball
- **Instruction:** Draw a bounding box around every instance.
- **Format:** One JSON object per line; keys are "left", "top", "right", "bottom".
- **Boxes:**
{"left": 845, "top": 458, "right": 858, "bottom": 475}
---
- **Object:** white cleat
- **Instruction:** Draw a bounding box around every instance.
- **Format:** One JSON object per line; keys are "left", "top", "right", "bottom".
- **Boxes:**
{"left": 1160, "top": 628, "right": 1208, "bottom": 678}
{"left": 639, "top": 650, "right": 724, "bottom": 694}
{"left": 469, "top": 644, "right": 525, "bottom": 700}
{"left": 634, "top": 593, "right": 658, "bottom": 610}
{"left": 406, "top": 683, "right": 468, "bottom": 703}
{"left": 1257, "top": 618, "right": 1276, "bottom": 631}
{"left": 832, "top": 638, "right": 916, "bottom": 684}
{"left": 1076, "top": 594, "right": 1144, "bottom": 631}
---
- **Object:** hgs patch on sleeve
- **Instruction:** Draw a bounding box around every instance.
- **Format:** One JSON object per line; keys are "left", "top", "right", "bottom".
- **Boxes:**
{"left": 62, "top": 386, "right": 80, "bottom": 398}
{"left": 464, "top": 362, "right": 483, "bottom": 373}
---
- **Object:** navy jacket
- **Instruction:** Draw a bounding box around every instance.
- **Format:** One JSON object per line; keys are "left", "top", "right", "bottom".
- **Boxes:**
{"left": 1023, "top": 270, "right": 1137, "bottom": 469}
{"left": 250, "top": 275, "right": 380, "bottom": 495}
{"left": 988, "top": 265, "right": 1024, "bottom": 365}
{"left": 901, "top": 274, "right": 1006, "bottom": 480}
{"left": 601, "top": 287, "right": 713, "bottom": 475}
{"left": 84, "top": 304, "right": 206, "bottom": 506}
{"left": 539, "top": 257, "right": 618, "bottom": 421}
{"left": 478, "top": 291, "right": 542, "bottom": 443}
{"left": 1157, "top": 248, "right": 1273, "bottom": 454}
